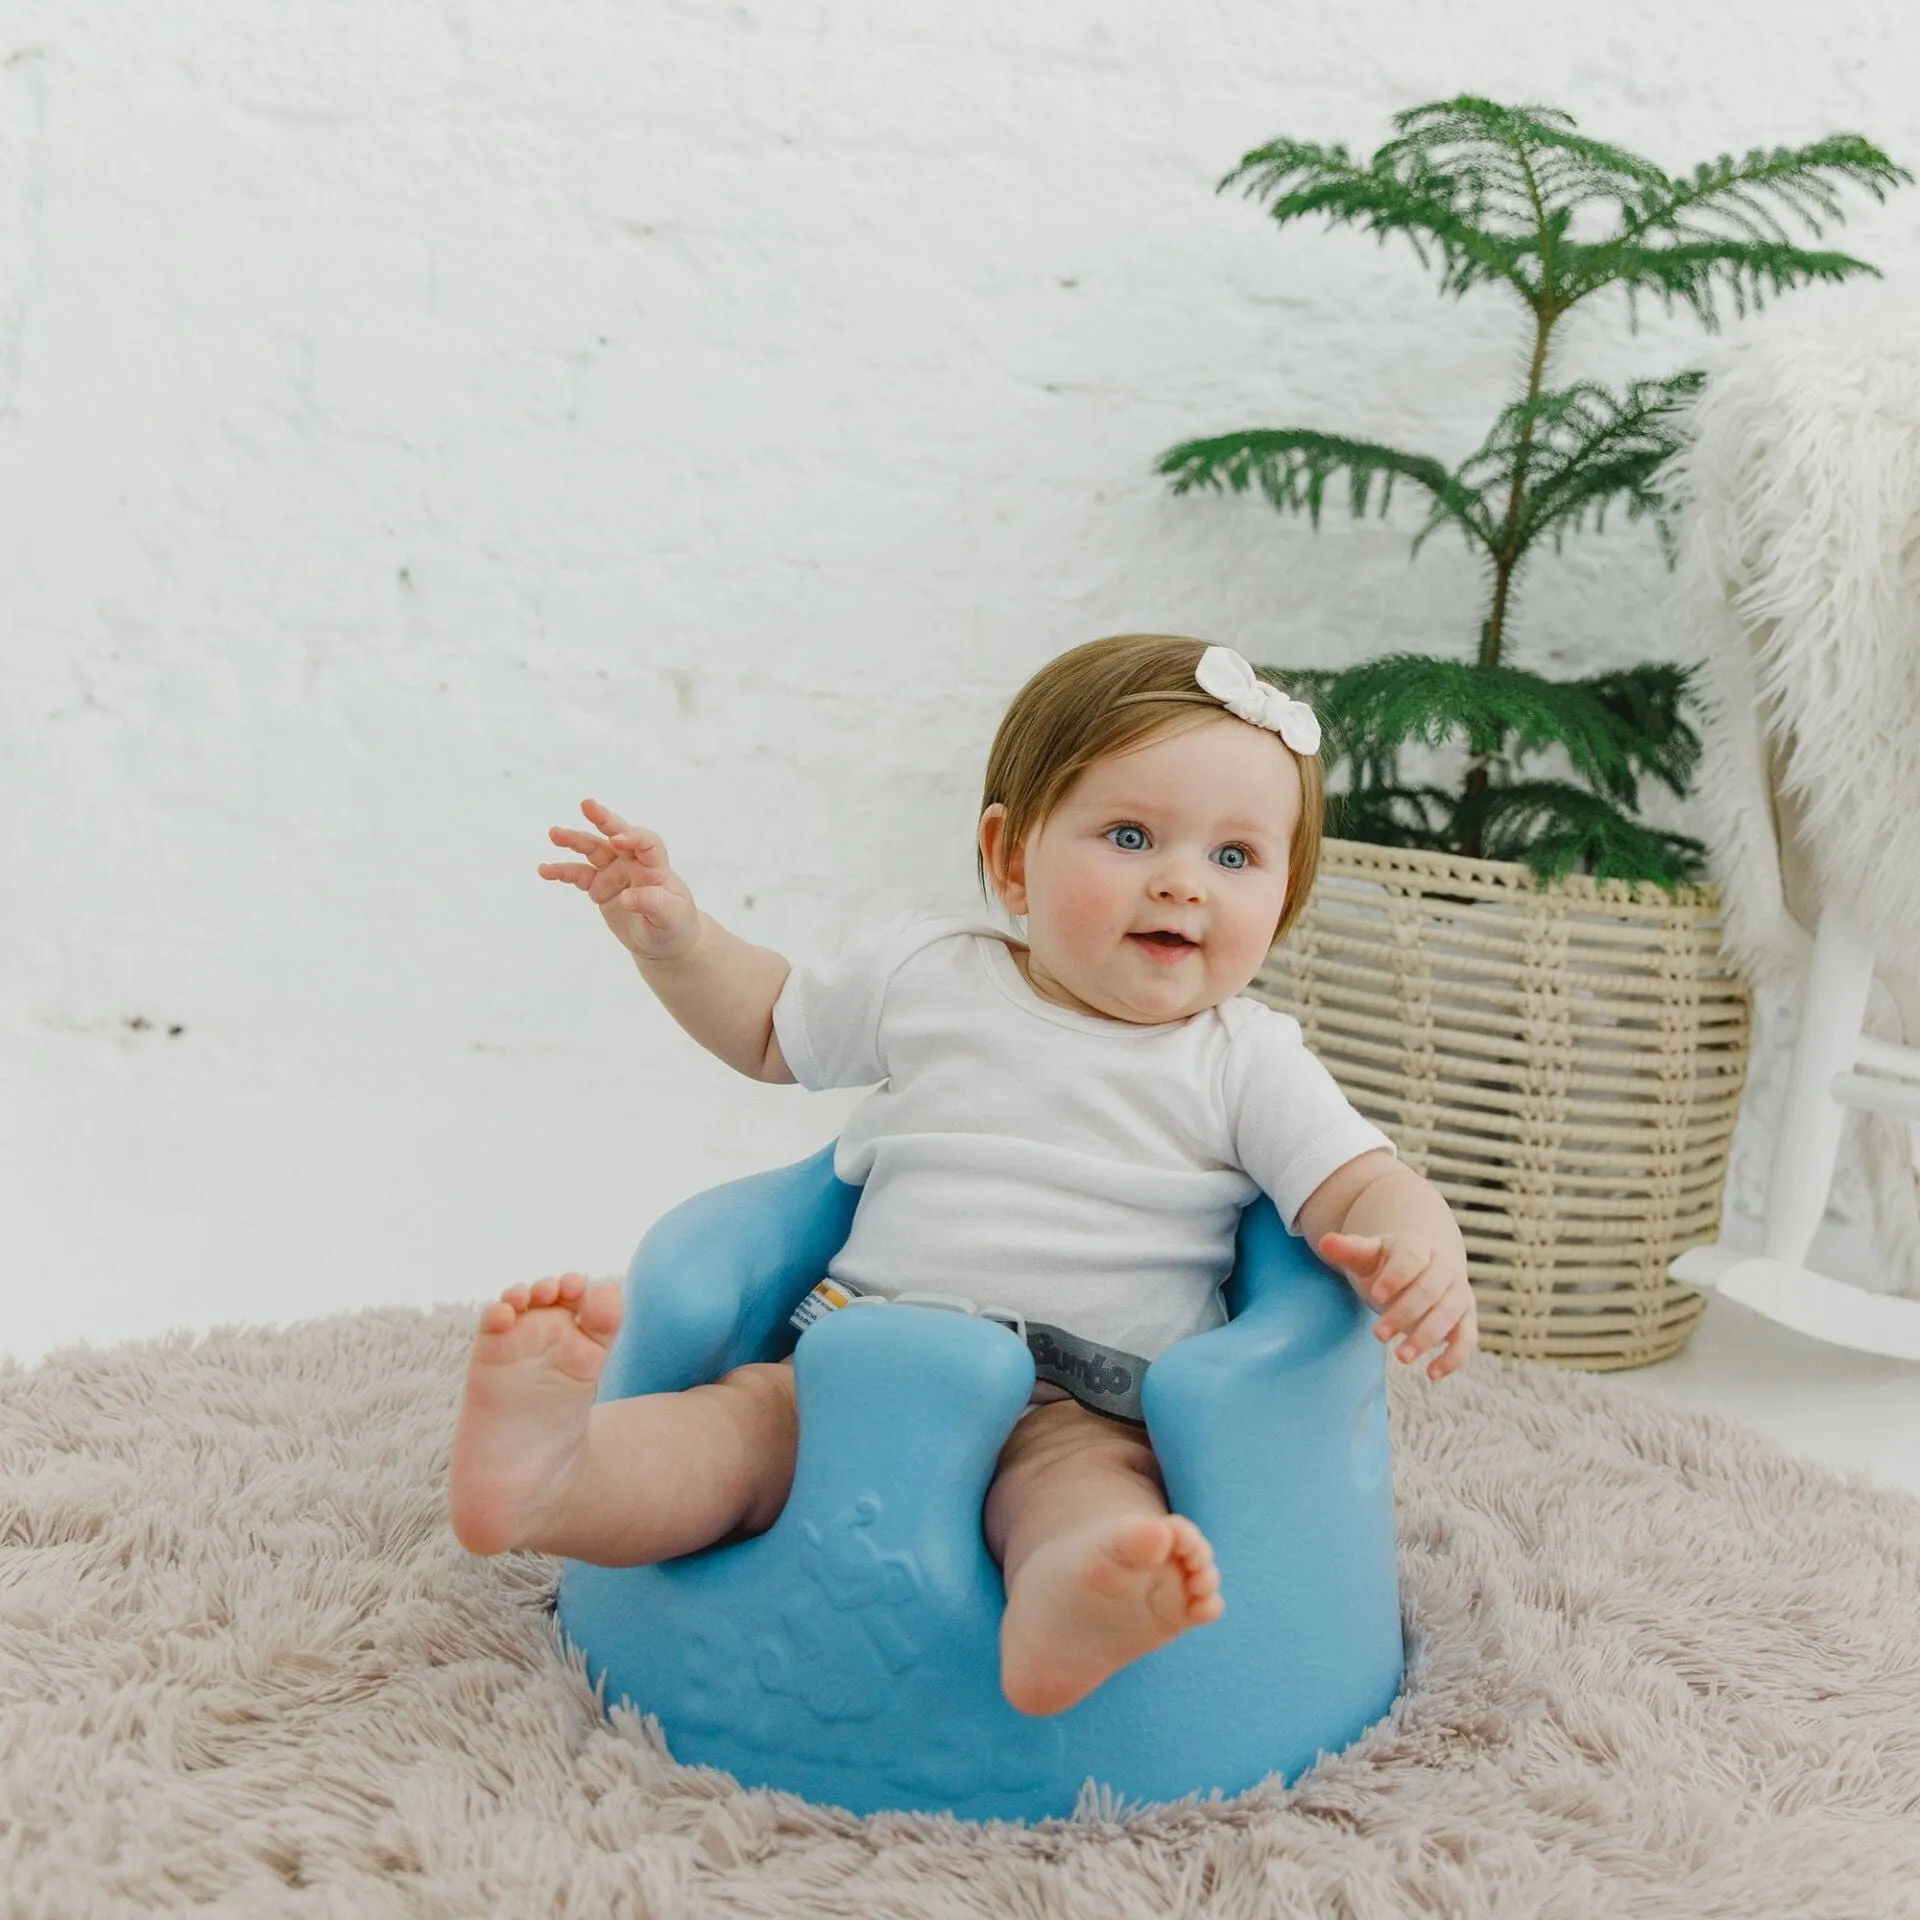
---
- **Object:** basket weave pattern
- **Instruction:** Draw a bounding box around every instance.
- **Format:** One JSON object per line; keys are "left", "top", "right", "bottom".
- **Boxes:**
{"left": 1251, "top": 841, "right": 1753, "bottom": 1370}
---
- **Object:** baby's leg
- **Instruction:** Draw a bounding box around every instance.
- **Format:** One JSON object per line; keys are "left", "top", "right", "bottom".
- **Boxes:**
{"left": 447, "top": 1273, "right": 798, "bottom": 1566}
{"left": 984, "top": 1400, "right": 1224, "bottom": 1717}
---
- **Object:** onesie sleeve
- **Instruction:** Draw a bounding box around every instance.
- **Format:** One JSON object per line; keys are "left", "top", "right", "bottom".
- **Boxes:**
{"left": 1222, "top": 1003, "right": 1397, "bottom": 1234}
{"left": 770, "top": 907, "right": 938, "bottom": 1091}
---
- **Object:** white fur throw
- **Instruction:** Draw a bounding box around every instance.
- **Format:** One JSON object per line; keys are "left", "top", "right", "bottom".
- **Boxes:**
{"left": 8, "top": 1308, "right": 1920, "bottom": 1913}
{"left": 1664, "top": 301, "right": 1920, "bottom": 1294}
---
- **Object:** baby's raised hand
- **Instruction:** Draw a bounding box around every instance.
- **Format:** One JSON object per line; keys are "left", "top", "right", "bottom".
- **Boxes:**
{"left": 538, "top": 799, "right": 701, "bottom": 963}
{"left": 1317, "top": 1231, "right": 1477, "bottom": 1381}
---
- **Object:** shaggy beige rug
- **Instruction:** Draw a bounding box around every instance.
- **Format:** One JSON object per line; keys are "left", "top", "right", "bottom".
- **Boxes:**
{"left": 2, "top": 1306, "right": 1917, "bottom": 1919}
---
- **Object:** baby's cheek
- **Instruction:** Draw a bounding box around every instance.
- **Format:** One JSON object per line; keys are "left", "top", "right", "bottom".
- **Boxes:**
{"left": 1050, "top": 866, "right": 1127, "bottom": 948}
{"left": 1227, "top": 888, "right": 1289, "bottom": 968}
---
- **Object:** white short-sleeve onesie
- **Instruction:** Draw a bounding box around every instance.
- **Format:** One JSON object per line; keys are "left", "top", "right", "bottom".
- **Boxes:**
{"left": 770, "top": 908, "right": 1395, "bottom": 1361}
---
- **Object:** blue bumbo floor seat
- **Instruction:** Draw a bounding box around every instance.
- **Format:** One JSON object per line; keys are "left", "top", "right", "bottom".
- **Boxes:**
{"left": 556, "top": 1140, "right": 1405, "bottom": 1822}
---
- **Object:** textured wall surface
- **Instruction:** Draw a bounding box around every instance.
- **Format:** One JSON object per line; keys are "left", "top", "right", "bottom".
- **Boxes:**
{"left": 3, "top": 5, "right": 1917, "bottom": 1238}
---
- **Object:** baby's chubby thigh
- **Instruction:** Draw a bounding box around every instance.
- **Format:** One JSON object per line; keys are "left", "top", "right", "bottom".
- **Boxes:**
{"left": 994, "top": 1394, "right": 1167, "bottom": 1490}
{"left": 981, "top": 1395, "right": 1170, "bottom": 1568}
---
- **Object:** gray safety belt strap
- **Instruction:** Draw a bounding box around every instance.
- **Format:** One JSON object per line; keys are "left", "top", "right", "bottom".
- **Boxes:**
{"left": 1017, "top": 1320, "right": 1147, "bottom": 1425}
{"left": 789, "top": 1279, "right": 1148, "bottom": 1425}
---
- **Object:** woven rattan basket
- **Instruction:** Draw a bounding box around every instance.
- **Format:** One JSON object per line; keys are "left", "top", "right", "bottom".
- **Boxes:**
{"left": 1250, "top": 840, "right": 1752, "bottom": 1370}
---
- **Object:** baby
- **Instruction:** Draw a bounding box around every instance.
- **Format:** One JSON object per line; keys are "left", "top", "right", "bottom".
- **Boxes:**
{"left": 449, "top": 633, "right": 1475, "bottom": 1718}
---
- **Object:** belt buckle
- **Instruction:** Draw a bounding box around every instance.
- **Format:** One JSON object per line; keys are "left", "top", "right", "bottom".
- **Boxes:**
{"left": 979, "top": 1306, "right": 1029, "bottom": 1345}
{"left": 888, "top": 1291, "right": 1029, "bottom": 1346}
{"left": 889, "top": 1290, "right": 982, "bottom": 1317}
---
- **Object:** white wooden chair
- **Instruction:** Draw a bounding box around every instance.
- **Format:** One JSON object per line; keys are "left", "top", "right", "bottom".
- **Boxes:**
{"left": 1672, "top": 899, "right": 1920, "bottom": 1360}
{"left": 1663, "top": 309, "right": 1920, "bottom": 1361}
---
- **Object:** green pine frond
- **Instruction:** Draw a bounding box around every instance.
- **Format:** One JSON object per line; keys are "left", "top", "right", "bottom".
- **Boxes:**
{"left": 1452, "top": 781, "right": 1708, "bottom": 884}
{"left": 1295, "top": 655, "right": 1687, "bottom": 808}
{"left": 1156, "top": 430, "right": 1495, "bottom": 550}
{"left": 1220, "top": 127, "right": 1539, "bottom": 303}
{"left": 1227, "top": 102, "right": 1908, "bottom": 330}
{"left": 1371, "top": 97, "right": 1670, "bottom": 243}
{"left": 1324, "top": 784, "right": 1460, "bottom": 850}
{"left": 1562, "top": 135, "right": 1911, "bottom": 326}
{"left": 1576, "top": 663, "right": 1701, "bottom": 797}
{"left": 1619, "top": 133, "right": 1910, "bottom": 244}
{"left": 1457, "top": 374, "right": 1706, "bottom": 566}
{"left": 1571, "top": 238, "right": 1890, "bottom": 332}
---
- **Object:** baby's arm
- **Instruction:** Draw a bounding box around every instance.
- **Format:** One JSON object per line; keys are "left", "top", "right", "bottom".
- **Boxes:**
{"left": 540, "top": 798, "right": 796, "bottom": 1083}
{"left": 1296, "top": 1151, "right": 1476, "bottom": 1380}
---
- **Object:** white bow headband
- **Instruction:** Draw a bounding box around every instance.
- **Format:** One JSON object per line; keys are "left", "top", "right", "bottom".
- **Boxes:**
{"left": 1194, "top": 646, "right": 1322, "bottom": 756}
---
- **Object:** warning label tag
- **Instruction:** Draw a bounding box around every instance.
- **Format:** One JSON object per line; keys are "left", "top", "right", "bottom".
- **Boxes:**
{"left": 788, "top": 1278, "right": 868, "bottom": 1333}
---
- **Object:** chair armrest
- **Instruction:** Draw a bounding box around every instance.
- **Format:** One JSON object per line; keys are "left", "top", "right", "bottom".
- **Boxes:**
{"left": 597, "top": 1141, "right": 861, "bottom": 1403}
{"left": 1142, "top": 1195, "right": 1386, "bottom": 1546}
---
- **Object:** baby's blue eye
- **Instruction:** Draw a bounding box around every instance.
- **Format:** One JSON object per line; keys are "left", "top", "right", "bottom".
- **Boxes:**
{"left": 1106, "top": 824, "right": 1255, "bottom": 869}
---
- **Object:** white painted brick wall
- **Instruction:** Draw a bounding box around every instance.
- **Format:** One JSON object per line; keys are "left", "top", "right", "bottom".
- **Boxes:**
{"left": 2, "top": 2, "right": 1916, "bottom": 1233}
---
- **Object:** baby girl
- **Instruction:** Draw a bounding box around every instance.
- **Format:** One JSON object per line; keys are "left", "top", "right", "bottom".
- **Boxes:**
{"left": 449, "top": 633, "right": 1475, "bottom": 1718}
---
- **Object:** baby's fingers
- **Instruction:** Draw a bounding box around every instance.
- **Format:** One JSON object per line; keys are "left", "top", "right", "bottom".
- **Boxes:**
{"left": 1364, "top": 1238, "right": 1434, "bottom": 1310}
{"left": 1317, "top": 1232, "right": 1384, "bottom": 1281}
{"left": 537, "top": 861, "right": 599, "bottom": 888}
{"left": 1423, "top": 1308, "right": 1478, "bottom": 1381}
{"left": 581, "top": 798, "right": 656, "bottom": 851}
{"left": 1389, "top": 1288, "right": 1461, "bottom": 1364}
{"left": 606, "top": 825, "right": 669, "bottom": 865}
{"left": 548, "top": 826, "right": 617, "bottom": 867}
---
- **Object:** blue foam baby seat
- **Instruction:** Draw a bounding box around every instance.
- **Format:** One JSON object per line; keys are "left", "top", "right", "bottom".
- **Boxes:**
{"left": 556, "top": 1140, "right": 1404, "bottom": 1821}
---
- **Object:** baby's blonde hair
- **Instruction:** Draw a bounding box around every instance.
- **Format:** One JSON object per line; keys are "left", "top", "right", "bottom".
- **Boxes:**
{"left": 976, "top": 634, "right": 1326, "bottom": 949}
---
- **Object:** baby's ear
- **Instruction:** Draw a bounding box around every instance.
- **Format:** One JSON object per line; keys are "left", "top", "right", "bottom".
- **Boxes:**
{"left": 978, "top": 804, "right": 1025, "bottom": 909}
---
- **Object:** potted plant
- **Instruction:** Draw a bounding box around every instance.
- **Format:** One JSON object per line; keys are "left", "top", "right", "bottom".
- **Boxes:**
{"left": 1161, "top": 97, "right": 1911, "bottom": 1367}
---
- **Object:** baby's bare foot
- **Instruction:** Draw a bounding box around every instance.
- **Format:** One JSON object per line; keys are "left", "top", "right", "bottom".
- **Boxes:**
{"left": 447, "top": 1272, "right": 622, "bottom": 1556}
{"left": 999, "top": 1513, "right": 1224, "bottom": 1717}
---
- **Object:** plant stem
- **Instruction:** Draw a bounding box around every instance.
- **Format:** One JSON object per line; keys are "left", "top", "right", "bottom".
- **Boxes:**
{"left": 1481, "top": 302, "right": 1556, "bottom": 673}
{"left": 1463, "top": 145, "right": 1561, "bottom": 855}
{"left": 1461, "top": 309, "right": 1554, "bottom": 852}
{"left": 1484, "top": 135, "right": 1564, "bottom": 676}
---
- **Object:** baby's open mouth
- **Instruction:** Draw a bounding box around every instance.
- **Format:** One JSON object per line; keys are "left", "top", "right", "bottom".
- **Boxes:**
{"left": 1132, "top": 931, "right": 1196, "bottom": 948}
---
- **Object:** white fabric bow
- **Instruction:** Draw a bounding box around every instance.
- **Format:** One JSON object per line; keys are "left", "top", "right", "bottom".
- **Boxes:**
{"left": 1194, "top": 646, "right": 1323, "bottom": 755}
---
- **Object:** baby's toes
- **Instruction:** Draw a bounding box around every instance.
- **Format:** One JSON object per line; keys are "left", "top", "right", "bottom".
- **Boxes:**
{"left": 575, "top": 1281, "right": 624, "bottom": 1345}
{"left": 1167, "top": 1518, "right": 1223, "bottom": 1614}
{"left": 1106, "top": 1516, "right": 1179, "bottom": 1575}
{"left": 476, "top": 1299, "right": 518, "bottom": 1336}
{"left": 1166, "top": 1514, "right": 1209, "bottom": 1569}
